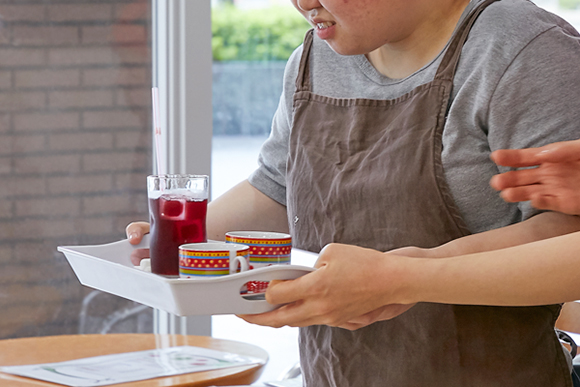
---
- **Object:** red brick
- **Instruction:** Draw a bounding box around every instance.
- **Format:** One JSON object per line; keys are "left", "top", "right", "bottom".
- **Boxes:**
{"left": 0, "top": 114, "right": 9, "bottom": 133}
{"left": 114, "top": 46, "right": 151, "bottom": 65}
{"left": 48, "top": 4, "right": 112, "bottom": 22}
{"left": 13, "top": 241, "right": 60, "bottom": 264}
{"left": 83, "top": 25, "right": 147, "bottom": 45}
{"left": 48, "top": 132, "right": 114, "bottom": 152}
{"left": 115, "top": 87, "right": 151, "bottom": 107}
{"left": 114, "top": 213, "right": 149, "bottom": 234}
{"left": 13, "top": 26, "right": 79, "bottom": 46}
{"left": 115, "top": 130, "right": 150, "bottom": 149}
{"left": 49, "top": 90, "right": 114, "bottom": 109}
{"left": 3, "top": 176, "right": 46, "bottom": 196}
{"left": 14, "top": 112, "right": 80, "bottom": 132}
{"left": 73, "top": 216, "right": 116, "bottom": 236}
{"left": 0, "top": 5, "right": 45, "bottom": 22}
{"left": 48, "top": 47, "right": 114, "bottom": 66}
{"left": 0, "top": 157, "right": 10, "bottom": 174}
{"left": 83, "top": 193, "right": 147, "bottom": 215}
{"left": 10, "top": 134, "right": 46, "bottom": 155}
{"left": 83, "top": 110, "right": 144, "bottom": 129}
{"left": 83, "top": 67, "right": 148, "bottom": 87}
{"left": 0, "top": 71, "right": 10, "bottom": 89}
{"left": 47, "top": 174, "right": 113, "bottom": 195}
{"left": 0, "top": 200, "right": 13, "bottom": 219}
{"left": 115, "top": 2, "right": 149, "bottom": 22}
{"left": 0, "top": 263, "right": 35, "bottom": 284}
{"left": 16, "top": 197, "right": 81, "bottom": 217}
{"left": 0, "top": 48, "right": 45, "bottom": 67}
{"left": 0, "top": 91, "right": 45, "bottom": 112}
{"left": 83, "top": 152, "right": 148, "bottom": 172}
{"left": 15, "top": 69, "right": 81, "bottom": 89}
{"left": 113, "top": 172, "right": 149, "bottom": 191}
{"left": 13, "top": 154, "right": 81, "bottom": 174}
{"left": 0, "top": 245, "right": 11, "bottom": 261}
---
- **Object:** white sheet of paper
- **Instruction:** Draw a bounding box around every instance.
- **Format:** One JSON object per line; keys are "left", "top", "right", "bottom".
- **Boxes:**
{"left": 0, "top": 345, "right": 264, "bottom": 387}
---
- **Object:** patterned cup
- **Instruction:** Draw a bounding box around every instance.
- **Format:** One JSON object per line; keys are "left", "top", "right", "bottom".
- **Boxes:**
{"left": 178, "top": 242, "right": 249, "bottom": 278}
{"left": 225, "top": 231, "right": 292, "bottom": 270}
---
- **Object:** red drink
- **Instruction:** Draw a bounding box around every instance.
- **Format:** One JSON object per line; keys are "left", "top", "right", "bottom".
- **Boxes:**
{"left": 149, "top": 194, "right": 208, "bottom": 276}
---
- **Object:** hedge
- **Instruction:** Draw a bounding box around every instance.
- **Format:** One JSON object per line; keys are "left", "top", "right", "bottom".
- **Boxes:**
{"left": 212, "top": 5, "right": 311, "bottom": 61}
{"left": 560, "top": 0, "right": 580, "bottom": 9}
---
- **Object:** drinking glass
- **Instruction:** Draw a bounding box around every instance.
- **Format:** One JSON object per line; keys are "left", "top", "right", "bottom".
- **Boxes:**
{"left": 147, "top": 174, "right": 208, "bottom": 276}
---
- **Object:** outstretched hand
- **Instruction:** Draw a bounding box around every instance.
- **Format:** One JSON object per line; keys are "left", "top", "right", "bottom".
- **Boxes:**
{"left": 239, "top": 243, "right": 416, "bottom": 331}
{"left": 490, "top": 139, "right": 580, "bottom": 215}
{"left": 125, "top": 221, "right": 150, "bottom": 265}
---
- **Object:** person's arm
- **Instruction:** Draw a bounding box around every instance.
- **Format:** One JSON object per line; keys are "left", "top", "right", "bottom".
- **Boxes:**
{"left": 205, "top": 180, "right": 289, "bottom": 241}
{"left": 241, "top": 230, "right": 580, "bottom": 330}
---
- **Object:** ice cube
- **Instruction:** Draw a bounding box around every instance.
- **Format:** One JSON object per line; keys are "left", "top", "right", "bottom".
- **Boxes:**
{"left": 160, "top": 195, "right": 185, "bottom": 218}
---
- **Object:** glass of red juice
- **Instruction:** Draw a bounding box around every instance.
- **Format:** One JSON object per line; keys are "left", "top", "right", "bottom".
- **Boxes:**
{"left": 147, "top": 174, "right": 208, "bottom": 277}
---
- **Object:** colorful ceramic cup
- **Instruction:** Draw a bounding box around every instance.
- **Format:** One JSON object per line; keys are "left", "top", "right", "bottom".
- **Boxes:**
{"left": 178, "top": 242, "right": 249, "bottom": 278}
{"left": 225, "top": 231, "right": 292, "bottom": 269}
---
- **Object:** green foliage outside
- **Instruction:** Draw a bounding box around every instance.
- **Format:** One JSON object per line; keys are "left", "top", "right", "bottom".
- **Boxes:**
{"left": 212, "top": 5, "right": 311, "bottom": 61}
{"left": 560, "top": 0, "right": 580, "bottom": 9}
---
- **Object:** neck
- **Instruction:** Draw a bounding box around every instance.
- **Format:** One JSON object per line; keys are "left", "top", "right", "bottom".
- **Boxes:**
{"left": 367, "top": 0, "right": 471, "bottom": 79}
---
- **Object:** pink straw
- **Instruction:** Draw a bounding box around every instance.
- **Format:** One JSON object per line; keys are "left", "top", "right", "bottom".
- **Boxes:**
{"left": 151, "top": 87, "right": 165, "bottom": 176}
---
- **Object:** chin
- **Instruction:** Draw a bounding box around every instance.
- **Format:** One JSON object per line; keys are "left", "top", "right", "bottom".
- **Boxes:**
{"left": 325, "top": 41, "right": 369, "bottom": 56}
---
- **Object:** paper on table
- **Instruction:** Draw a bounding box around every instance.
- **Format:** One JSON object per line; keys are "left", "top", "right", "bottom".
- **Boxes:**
{"left": 0, "top": 346, "right": 264, "bottom": 387}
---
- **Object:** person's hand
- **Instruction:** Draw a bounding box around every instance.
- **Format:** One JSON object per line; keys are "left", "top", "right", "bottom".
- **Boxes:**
{"left": 125, "top": 222, "right": 150, "bottom": 265}
{"left": 490, "top": 139, "right": 580, "bottom": 215}
{"left": 238, "top": 243, "right": 413, "bottom": 330}
{"left": 340, "top": 245, "right": 438, "bottom": 329}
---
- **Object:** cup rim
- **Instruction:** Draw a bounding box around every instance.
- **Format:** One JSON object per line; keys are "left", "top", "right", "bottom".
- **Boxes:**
{"left": 179, "top": 242, "right": 249, "bottom": 252}
{"left": 225, "top": 231, "right": 291, "bottom": 240}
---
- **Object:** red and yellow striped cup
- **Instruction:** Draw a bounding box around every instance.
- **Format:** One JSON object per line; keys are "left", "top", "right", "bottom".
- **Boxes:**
{"left": 178, "top": 242, "right": 249, "bottom": 278}
{"left": 225, "top": 231, "right": 291, "bottom": 270}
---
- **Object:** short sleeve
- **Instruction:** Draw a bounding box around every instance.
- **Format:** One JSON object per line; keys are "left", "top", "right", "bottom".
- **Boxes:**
{"left": 248, "top": 45, "right": 303, "bottom": 206}
{"left": 487, "top": 26, "right": 580, "bottom": 220}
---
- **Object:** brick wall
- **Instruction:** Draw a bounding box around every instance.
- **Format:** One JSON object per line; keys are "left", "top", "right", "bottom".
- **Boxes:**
{"left": 0, "top": 0, "right": 153, "bottom": 338}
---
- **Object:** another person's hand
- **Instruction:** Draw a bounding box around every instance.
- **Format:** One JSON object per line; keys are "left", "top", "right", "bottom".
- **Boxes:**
{"left": 239, "top": 243, "right": 414, "bottom": 330}
{"left": 125, "top": 221, "right": 150, "bottom": 265}
{"left": 340, "top": 245, "right": 442, "bottom": 329}
{"left": 490, "top": 139, "right": 580, "bottom": 215}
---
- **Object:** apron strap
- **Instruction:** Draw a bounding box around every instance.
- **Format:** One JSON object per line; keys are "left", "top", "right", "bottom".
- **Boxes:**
{"left": 435, "top": 0, "right": 500, "bottom": 82}
{"left": 295, "top": 29, "right": 315, "bottom": 93}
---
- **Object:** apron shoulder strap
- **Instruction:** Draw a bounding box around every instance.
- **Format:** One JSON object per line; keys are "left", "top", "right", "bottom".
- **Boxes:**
{"left": 435, "top": 0, "right": 500, "bottom": 81}
{"left": 295, "top": 29, "right": 315, "bottom": 93}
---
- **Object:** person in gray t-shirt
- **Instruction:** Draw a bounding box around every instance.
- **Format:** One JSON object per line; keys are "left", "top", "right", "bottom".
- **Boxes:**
{"left": 239, "top": 0, "right": 580, "bottom": 337}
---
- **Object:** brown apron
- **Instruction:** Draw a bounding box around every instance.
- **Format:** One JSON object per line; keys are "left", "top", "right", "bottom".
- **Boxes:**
{"left": 286, "top": 1, "right": 570, "bottom": 386}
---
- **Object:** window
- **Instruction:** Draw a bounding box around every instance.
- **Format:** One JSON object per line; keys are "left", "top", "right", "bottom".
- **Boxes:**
{"left": 0, "top": 0, "right": 153, "bottom": 338}
{"left": 210, "top": 0, "right": 309, "bottom": 382}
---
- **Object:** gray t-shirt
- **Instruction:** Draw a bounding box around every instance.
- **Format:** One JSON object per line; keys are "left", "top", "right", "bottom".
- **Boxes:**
{"left": 249, "top": 0, "right": 580, "bottom": 234}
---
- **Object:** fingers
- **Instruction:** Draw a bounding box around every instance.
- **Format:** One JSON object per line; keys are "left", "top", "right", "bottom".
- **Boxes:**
{"left": 238, "top": 301, "right": 321, "bottom": 328}
{"left": 491, "top": 140, "right": 580, "bottom": 168}
{"left": 534, "top": 140, "right": 580, "bottom": 164}
{"left": 265, "top": 273, "right": 314, "bottom": 306}
{"left": 130, "top": 248, "right": 150, "bottom": 266}
{"left": 490, "top": 148, "right": 544, "bottom": 168}
{"left": 125, "top": 221, "right": 150, "bottom": 245}
{"left": 489, "top": 168, "right": 541, "bottom": 191}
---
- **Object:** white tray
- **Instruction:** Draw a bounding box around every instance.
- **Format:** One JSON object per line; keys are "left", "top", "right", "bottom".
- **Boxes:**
{"left": 58, "top": 235, "right": 317, "bottom": 316}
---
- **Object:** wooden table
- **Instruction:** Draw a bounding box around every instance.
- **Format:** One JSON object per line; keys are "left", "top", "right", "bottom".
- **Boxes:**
{"left": 0, "top": 334, "right": 268, "bottom": 386}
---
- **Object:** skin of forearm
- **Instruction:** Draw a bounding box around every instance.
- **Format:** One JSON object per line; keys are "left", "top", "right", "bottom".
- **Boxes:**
{"left": 431, "top": 211, "right": 580, "bottom": 257}
{"left": 206, "top": 180, "right": 289, "bottom": 241}
{"left": 400, "top": 231, "right": 580, "bottom": 306}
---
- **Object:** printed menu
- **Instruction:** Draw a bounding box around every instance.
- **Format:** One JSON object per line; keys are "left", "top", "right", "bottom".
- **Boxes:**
{"left": 0, "top": 346, "right": 264, "bottom": 386}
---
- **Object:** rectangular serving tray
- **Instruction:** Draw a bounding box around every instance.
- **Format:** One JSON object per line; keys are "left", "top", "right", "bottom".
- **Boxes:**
{"left": 58, "top": 235, "right": 317, "bottom": 316}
